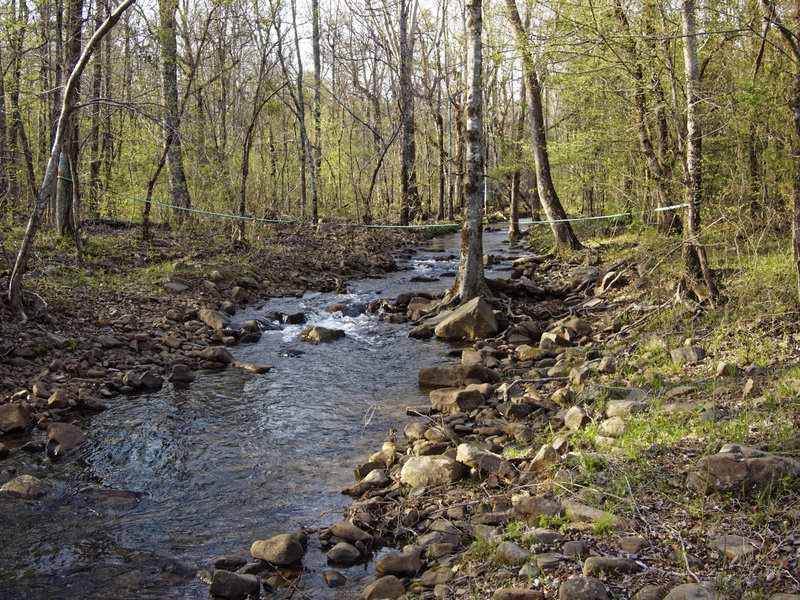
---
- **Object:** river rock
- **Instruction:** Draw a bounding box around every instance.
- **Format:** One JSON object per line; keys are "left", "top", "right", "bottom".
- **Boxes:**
{"left": 168, "top": 364, "right": 195, "bottom": 383}
{"left": 301, "top": 326, "right": 345, "bottom": 343}
{"left": 46, "top": 422, "right": 86, "bottom": 458}
{"left": 230, "top": 286, "right": 249, "bottom": 303}
{"left": 434, "top": 297, "right": 498, "bottom": 340}
{"left": 606, "top": 399, "right": 647, "bottom": 417}
{"left": 400, "top": 456, "right": 463, "bottom": 487}
{"left": 140, "top": 371, "right": 164, "bottom": 390}
{"left": 671, "top": 346, "right": 706, "bottom": 365}
{"left": 375, "top": 546, "right": 422, "bottom": 577}
{"left": 582, "top": 556, "right": 642, "bottom": 577}
{"left": 0, "top": 443, "right": 9, "bottom": 459}
{"left": 495, "top": 541, "right": 530, "bottom": 566}
{"left": 456, "top": 443, "right": 516, "bottom": 480}
{"left": 233, "top": 361, "right": 273, "bottom": 374}
{"left": 565, "top": 406, "right": 589, "bottom": 431}
{"left": 359, "top": 575, "right": 405, "bottom": 600}
{"left": 1, "top": 475, "right": 48, "bottom": 499}
{"left": 322, "top": 570, "right": 346, "bottom": 588}
{"left": 199, "top": 308, "right": 232, "bottom": 330}
{"left": 209, "top": 570, "right": 260, "bottom": 600}
{"left": 686, "top": 444, "right": 800, "bottom": 496}
{"left": 430, "top": 387, "right": 484, "bottom": 414}
{"left": 0, "top": 403, "right": 32, "bottom": 434}
{"left": 404, "top": 422, "right": 427, "bottom": 442}
{"left": 250, "top": 533, "right": 306, "bottom": 565}
{"left": 331, "top": 521, "right": 372, "bottom": 544}
{"left": 559, "top": 577, "right": 609, "bottom": 600}
{"left": 631, "top": 585, "right": 669, "bottom": 600}
{"left": 418, "top": 519, "right": 461, "bottom": 546}
{"left": 663, "top": 583, "right": 724, "bottom": 600}
{"left": 599, "top": 416, "right": 626, "bottom": 437}
{"left": 327, "top": 542, "right": 361, "bottom": 566}
{"left": 418, "top": 364, "right": 498, "bottom": 389}
{"left": 198, "top": 347, "right": 235, "bottom": 364}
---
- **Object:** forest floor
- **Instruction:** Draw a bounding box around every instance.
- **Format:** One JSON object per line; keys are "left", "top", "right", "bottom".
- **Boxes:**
{"left": 1, "top": 217, "right": 799, "bottom": 600}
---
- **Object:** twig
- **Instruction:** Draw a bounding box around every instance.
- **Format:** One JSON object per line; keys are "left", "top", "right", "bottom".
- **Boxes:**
{"left": 609, "top": 300, "right": 671, "bottom": 341}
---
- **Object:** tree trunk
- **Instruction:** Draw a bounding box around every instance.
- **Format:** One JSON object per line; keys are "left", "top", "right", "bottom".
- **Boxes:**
{"left": 159, "top": 0, "right": 191, "bottom": 218}
{"left": 88, "top": 0, "right": 103, "bottom": 215}
{"left": 504, "top": 0, "right": 582, "bottom": 252}
{"left": 399, "top": 0, "right": 420, "bottom": 225}
{"left": 56, "top": 0, "right": 83, "bottom": 237}
{"left": 312, "top": 0, "right": 322, "bottom": 221}
{"left": 509, "top": 70, "right": 526, "bottom": 240}
{"left": 681, "top": 0, "right": 718, "bottom": 299}
{"left": 7, "top": 0, "right": 135, "bottom": 313}
{"left": 447, "top": 0, "right": 489, "bottom": 304}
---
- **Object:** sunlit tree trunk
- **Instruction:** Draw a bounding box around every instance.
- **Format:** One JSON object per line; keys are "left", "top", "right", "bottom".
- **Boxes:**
{"left": 399, "top": 0, "right": 420, "bottom": 224}
{"left": 681, "top": 0, "right": 718, "bottom": 299}
{"left": 447, "top": 0, "right": 489, "bottom": 304}
{"left": 159, "top": 0, "right": 191, "bottom": 219}
{"left": 504, "top": 0, "right": 582, "bottom": 252}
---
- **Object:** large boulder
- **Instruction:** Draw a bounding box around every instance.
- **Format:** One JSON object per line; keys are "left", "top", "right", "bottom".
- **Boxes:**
{"left": 434, "top": 297, "right": 498, "bottom": 340}
{"left": 0, "top": 404, "right": 32, "bottom": 434}
{"left": 250, "top": 533, "right": 306, "bottom": 566}
{"left": 418, "top": 364, "right": 498, "bottom": 389}
{"left": 400, "top": 456, "right": 463, "bottom": 487}
{"left": 301, "top": 326, "right": 345, "bottom": 343}
{"left": 46, "top": 423, "right": 86, "bottom": 458}
{"left": 374, "top": 547, "right": 422, "bottom": 577}
{"left": 430, "top": 387, "right": 484, "bottom": 414}
{"left": 687, "top": 444, "right": 800, "bottom": 496}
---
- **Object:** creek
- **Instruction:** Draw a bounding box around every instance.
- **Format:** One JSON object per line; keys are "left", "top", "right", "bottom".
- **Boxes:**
{"left": 0, "top": 225, "right": 526, "bottom": 600}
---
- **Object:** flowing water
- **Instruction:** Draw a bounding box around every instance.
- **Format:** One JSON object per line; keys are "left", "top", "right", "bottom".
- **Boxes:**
{"left": 0, "top": 225, "right": 526, "bottom": 600}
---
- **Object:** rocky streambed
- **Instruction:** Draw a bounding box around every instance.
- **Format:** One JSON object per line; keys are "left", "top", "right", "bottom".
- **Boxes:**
{"left": 2, "top": 226, "right": 800, "bottom": 600}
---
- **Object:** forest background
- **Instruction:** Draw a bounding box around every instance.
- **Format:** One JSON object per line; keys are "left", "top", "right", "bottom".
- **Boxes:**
{"left": 1, "top": 0, "right": 799, "bottom": 295}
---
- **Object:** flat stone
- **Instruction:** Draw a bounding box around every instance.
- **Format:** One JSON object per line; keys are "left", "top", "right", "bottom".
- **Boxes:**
{"left": 301, "top": 326, "right": 345, "bottom": 343}
{"left": 493, "top": 588, "right": 544, "bottom": 600}
{"left": 528, "top": 444, "right": 559, "bottom": 472}
{"left": 430, "top": 387, "right": 484, "bottom": 414}
{"left": 198, "top": 308, "right": 231, "bottom": 330}
{"left": 419, "top": 566, "right": 453, "bottom": 587}
{"left": 331, "top": 521, "right": 372, "bottom": 544}
{"left": 606, "top": 400, "right": 647, "bottom": 417}
{"left": 168, "top": 364, "right": 195, "bottom": 383}
{"left": 233, "top": 361, "right": 273, "bottom": 374}
{"left": 617, "top": 535, "right": 650, "bottom": 554}
{"left": 710, "top": 535, "right": 758, "bottom": 560}
{"left": 599, "top": 416, "right": 626, "bottom": 437}
{"left": 687, "top": 445, "right": 800, "bottom": 496}
{"left": 631, "top": 585, "right": 670, "bottom": 600}
{"left": 534, "top": 552, "right": 565, "bottom": 570}
{"left": 164, "top": 282, "right": 189, "bottom": 293}
{"left": 418, "top": 364, "right": 498, "bottom": 389}
{"left": 198, "top": 346, "right": 235, "bottom": 364}
{"left": 96, "top": 335, "right": 122, "bottom": 349}
{"left": 514, "top": 495, "right": 562, "bottom": 526}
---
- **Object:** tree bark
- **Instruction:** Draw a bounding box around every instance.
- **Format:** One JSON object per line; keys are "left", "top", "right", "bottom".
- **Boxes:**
{"left": 399, "top": 0, "right": 420, "bottom": 224}
{"left": 509, "top": 69, "right": 526, "bottom": 240}
{"left": 312, "top": 0, "right": 322, "bottom": 220}
{"left": 447, "top": 0, "right": 489, "bottom": 304}
{"left": 504, "top": 0, "right": 582, "bottom": 252}
{"left": 56, "top": 0, "right": 83, "bottom": 237}
{"left": 159, "top": 0, "right": 191, "bottom": 219}
{"left": 88, "top": 0, "right": 103, "bottom": 215}
{"left": 681, "top": 0, "right": 718, "bottom": 300}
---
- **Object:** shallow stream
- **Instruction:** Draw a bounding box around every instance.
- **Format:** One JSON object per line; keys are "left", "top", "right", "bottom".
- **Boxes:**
{"left": 0, "top": 225, "right": 526, "bottom": 599}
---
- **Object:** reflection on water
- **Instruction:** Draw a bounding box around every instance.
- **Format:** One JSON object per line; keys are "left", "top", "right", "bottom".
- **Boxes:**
{"left": 0, "top": 226, "right": 524, "bottom": 599}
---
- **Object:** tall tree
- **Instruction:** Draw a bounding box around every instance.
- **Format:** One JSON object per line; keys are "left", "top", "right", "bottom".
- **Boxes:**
{"left": 680, "top": 0, "right": 718, "bottom": 299}
{"left": 504, "top": 0, "right": 582, "bottom": 252}
{"left": 159, "top": 0, "right": 191, "bottom": 218}
{"left": 399, "top": 0, "right": 420, "bottom": 224}
{"left": 447, "top": 0, "right": 489, "bottom": 303}
{"left": 55, "top": 0, "right": 83, "bottom": 236}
